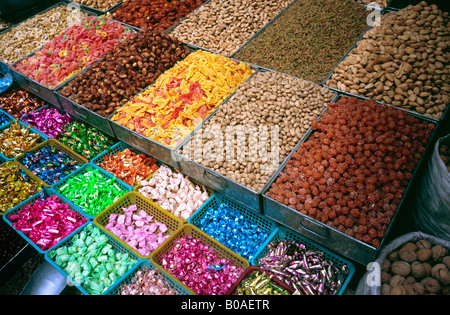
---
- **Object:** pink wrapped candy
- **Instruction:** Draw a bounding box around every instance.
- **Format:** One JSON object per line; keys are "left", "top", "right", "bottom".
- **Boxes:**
{"left": 161, "top": 235, "right": 244, "bottom": 295}
{"left": 105, "top": 204, "right": 170, "bottom": 256}
{"left": 21, "top": 107, "right": 72, "bottom": 138}
{"left": 8, "top": 194, "right": 87, "bottom": 251}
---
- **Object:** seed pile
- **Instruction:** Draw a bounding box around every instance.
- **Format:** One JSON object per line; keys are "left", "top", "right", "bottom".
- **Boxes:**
{"left": 169, "top": 0, "right": 293, "bottom": 56}
{"left": 234, "top": 0, "right": 369, "bottom": 83}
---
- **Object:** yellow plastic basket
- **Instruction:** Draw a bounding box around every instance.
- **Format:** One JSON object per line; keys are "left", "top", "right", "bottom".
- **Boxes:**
{"left": 94, "top": 191, "right": 183, "bottom": 259}
{"left": 15, "top": 139, "right": 88, "bottom": 187}
{"left": 133, "top": 164, "right": 215, "bottom": 223}
{"left": 149, "top": 223, "right": 250, "bottom": 295}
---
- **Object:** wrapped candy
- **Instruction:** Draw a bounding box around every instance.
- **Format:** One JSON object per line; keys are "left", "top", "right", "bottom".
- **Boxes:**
{"left": 21, "top": 107, "right": 72, "bottom": 138}
{"left": 8, "top": 193, "right": 87, "bottom": 251}
{"left": 259, "top": 239, "right": 349, "bottom": 295}
{"left": 118, "top": 265, "right": 178, "bottom": 295}
{"left": 160, "top": 234, "right": 243, "bottom": 295}
{"left": 0, "top": 162, "right": 42, "bottom": 213}
{"left": 47, "top": 224, "right": 138, "bottom": 295}
{"left": 138, "top": 164, "right": 209, "bottom": 220}
{"left": 98, "top": 147, "right": 159, "bottom": 187}
{"left": 104, "top": 204, "right": 170, "bottom": 256}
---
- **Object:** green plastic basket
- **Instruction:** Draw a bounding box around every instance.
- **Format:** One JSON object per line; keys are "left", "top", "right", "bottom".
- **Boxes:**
{"left": 51, "top": 163, "right": 132, "bottom": 219}
{"left": 150, "top": 223, "right": 250, "bottom": 295}
{"left": 251, "top": 226, "right": 355, "bottom": 295}
{"left": 94, "top": 191, "right": 183, "bottom": 259}
{"left": 188, "top": 193, "right": 278, "bottom": 261}
{"left": 134, "top": 163, "right": 215, "bottom": 223}
{"left": 105, "top": 260, "right": 192, "bottom": 295}
{"left": 45, "top": 223, "right": 141, "bottom": 295}
{"left": 91, "top": 141, "right": 160, "bottom": 188}
{"left": 15, "top": 139, "right": 88, "bottom": 187}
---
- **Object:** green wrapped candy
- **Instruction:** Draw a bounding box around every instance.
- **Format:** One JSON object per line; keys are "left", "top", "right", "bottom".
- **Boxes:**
{"left": 48, "top": 224, "right": 137, "bottom": 295}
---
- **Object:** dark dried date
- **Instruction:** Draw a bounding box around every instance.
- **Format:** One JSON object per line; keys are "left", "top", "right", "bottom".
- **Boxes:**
{"left": 59, "top": 29, "right": 190, "bottom": 117}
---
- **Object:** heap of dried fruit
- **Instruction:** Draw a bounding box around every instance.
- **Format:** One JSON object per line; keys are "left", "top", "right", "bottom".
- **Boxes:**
{"left": 266, "top": 97, "right": 435, "bottom": 248}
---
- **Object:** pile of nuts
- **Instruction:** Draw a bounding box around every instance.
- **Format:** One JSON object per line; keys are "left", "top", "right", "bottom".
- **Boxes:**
{"left": 382, "top": 240, "right": 450, "bottom": 295}
{"left": 168, "top": 0, "right": 293, "bottom": 56}
{"left": 59, "top": 30, "right": 190, "bottom": 118}
{"left": 265, "top": 97, "right": 435, "bottom": 248}
{"left": 325, "top": 2, "right": 450, "bottom": 120}
{"left": 181, "top": 71, "right": 336, "bottom": 192}
{"left": 108, "top": 0, "right": 207, "bottom": 32}
{"left": 0, "top": 5, "right": 90, "bottom": 65}
{"left": 71, "top": 0, "right": 121, "bottom": 11}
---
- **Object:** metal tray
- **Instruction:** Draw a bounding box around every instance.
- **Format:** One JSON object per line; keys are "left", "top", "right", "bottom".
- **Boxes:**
{"left": 107, "top": 46, "right": 258, "bottom": 169}
{"left": 9, "top": 8, "right": 135, "bottom": 110}
{"left": 261, "top": 94, "right": 440, "bottom": 265}
{"left": 61, "top": 0, "right": 123, "bottom": 16}
{"left": 229, "top": 0, "right": 298, "bottom": 58}
{"left": 175, "top": 68, "right": 338, "bottom": 213}
{"left": 54, "top": 65, "right": 115, "bottom": 137}
{"left": 164, "top": 0, "right": 297, "bottom": 58}
{"left": 110, "top": 0, "right": 211, "bottom": 34}
{"left": 6, "top": 2, "right": 99, "bottom": 107}
{"left": 320, "top": 8, "right": 446, "bottom": 123}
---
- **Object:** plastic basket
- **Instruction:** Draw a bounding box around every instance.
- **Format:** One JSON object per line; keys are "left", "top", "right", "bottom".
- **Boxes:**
{"left": 94, "top": 191, "right": 183, "bottom": 259}
{"left": 91, "top": 141, "right": 161, "bottom": 188}
{"left": 56, "top": 121, "right": 118, "bottom": 162}
{"left": 0, "top": 160, "right": 45, "bottom": 216}
{"left": 52, "top": 163, "right": 132, "bottom": 219}
{"left": 0, "top": 120, "right": 48, "bottom": 161}
{"left": 150, "top": 223, "right": 250, "bottom": 295}
{"left": 188, "top": 193, "right": 277, "bottom": 261}
{"left": 225, "top": 265, "right": 296, "bottom": 295}
{"left": 3, "top": 188, "right": 89, "bottom": 254}
{"left": 134, "top": 164, "right": 215, "bottom": 223}
{"left": 19, "top": 104, "right": 73, "bottom": 138}
{"left": 45, "top": 222, "right": 141, "bottom": 295}
{"left": 0, "top": 108, "right": 14, "bottom": 129}
{"left": 15, "top": 139, "right": 88, "bottom": 187}
{"left": 105, "top": 260, "right": 191, "bottom": 295}
{"left": 251, "top": 226, "right": 355, "bottom": 295}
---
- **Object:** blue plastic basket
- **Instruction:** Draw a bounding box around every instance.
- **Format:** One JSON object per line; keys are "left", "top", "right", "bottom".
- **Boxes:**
{"left": 0, "top": 108, "right": 14, "bottom": 128}
{"left": 3, "top": 188, "right": 89, "bottom": 254}
{"left": 105, "top": 260, "right": 191, "bottom": 295}
{"left": 45, "top": 223, "right": 141, "bottom": 295}
{"left": 91, "top": 141, "right": 161, "bottom": 188}
{"left": 0, "top": 120, "right": 48, "bottom": 161}
{"left": 251, "top": 226, "right": 355, "bottom": 295}
{"left": 51, "top": 163, "right": 132, "bottom": 220}
{"left": 188, "top": 193, "right": 278, "bottom": 262}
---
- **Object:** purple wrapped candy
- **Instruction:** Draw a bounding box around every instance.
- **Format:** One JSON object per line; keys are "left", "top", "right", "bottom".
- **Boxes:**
{"left": 21, "top": 107, "right": 72, "bottom": 138}
{"left": 259, "top": 239, "right": 349, "bottom": 295}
